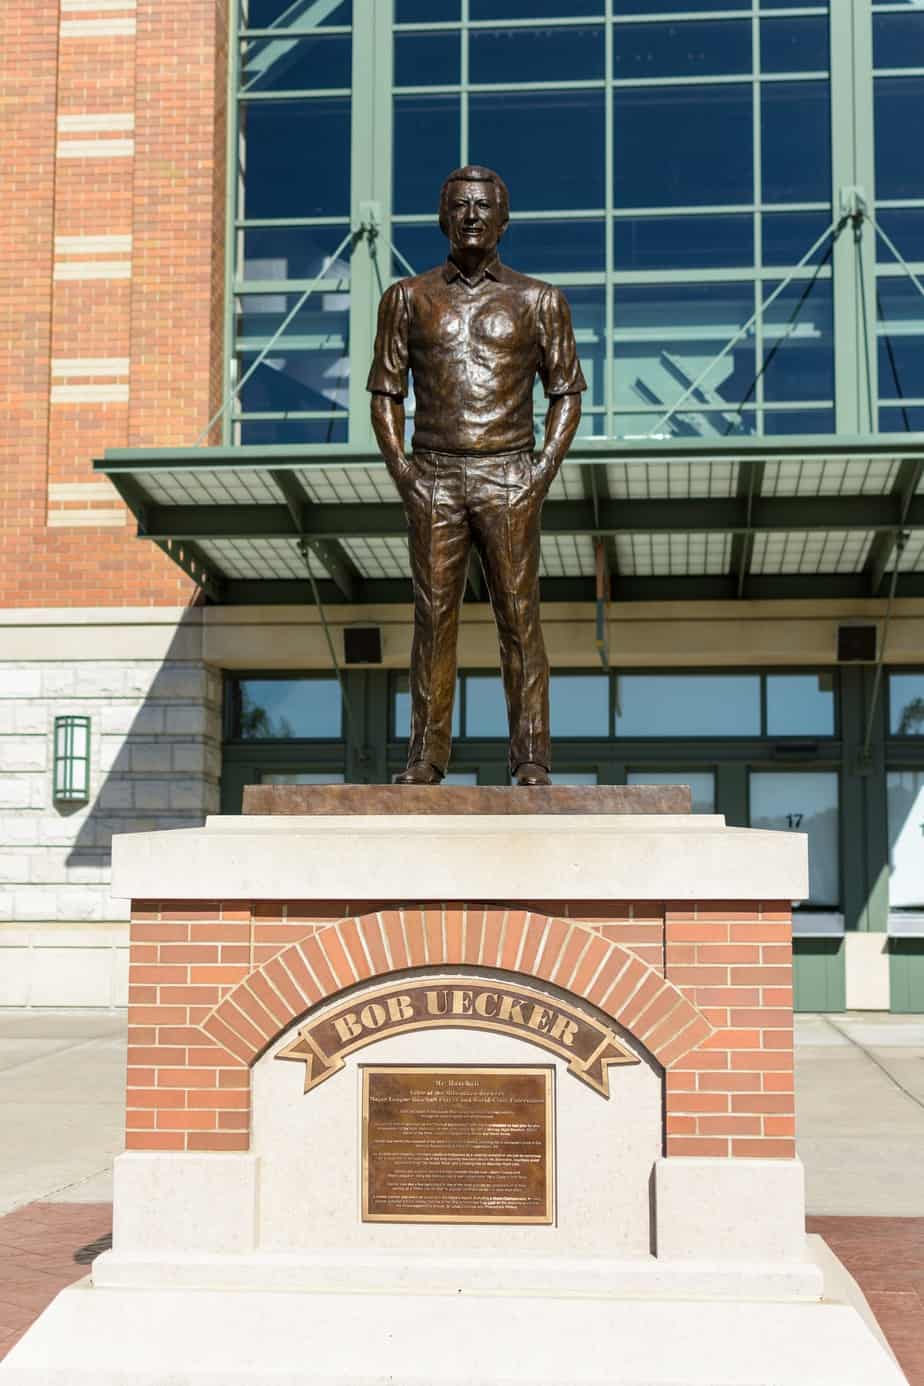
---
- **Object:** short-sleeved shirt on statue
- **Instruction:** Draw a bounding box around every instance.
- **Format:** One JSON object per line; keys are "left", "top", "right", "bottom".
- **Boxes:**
{"left": 366, "top": 255, "right": 586, "bottom": 455}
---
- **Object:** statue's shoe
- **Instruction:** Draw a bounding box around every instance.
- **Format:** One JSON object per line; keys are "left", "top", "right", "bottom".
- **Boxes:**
{"left": 513, "top": 762, "right": 552, "bottom": 787}
{"left": 392, "top": 761, "right": 444, "bottom": 785}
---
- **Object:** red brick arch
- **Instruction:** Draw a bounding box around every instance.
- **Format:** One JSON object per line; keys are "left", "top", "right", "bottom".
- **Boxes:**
{"left": 201, "top": 907, "right": 712, "bottom": 1071}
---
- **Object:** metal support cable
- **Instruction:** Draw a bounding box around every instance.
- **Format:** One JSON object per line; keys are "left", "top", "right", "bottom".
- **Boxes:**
{"left": 646, "top": 214, "right": 848, "bottom": 438}
{"left": 296, "top": 538, "right": 359, "bottom": 756}
{"left": 868, "top": 213, "right": 924, "bottom": 304}
{"left": 723, "top": 237, "right": 837, "bottom": 436}
{"left": 193, "top": 223, "right": 359, "bottom": 447}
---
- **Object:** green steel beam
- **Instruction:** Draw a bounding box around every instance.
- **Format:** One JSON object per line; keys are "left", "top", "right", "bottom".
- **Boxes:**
{"left": 269, "top": 468, "right": 362, "bottom": 601}
{"left": 219, "top": 572, "right": 924, "bottom": 607}
{"left": 136, "top": 493, "right": 924, "bottom": 542}
{"left": 96, "top": 433, "right": 924, "bottom": 474}
{"left": 865, "top": 457, "right": 924, "bottom": 595}
{"left": 108, "top": 472, "right": 228, "bottom": 601}
{"left": 729, "top": 459, "right": 766, "bottom": 599}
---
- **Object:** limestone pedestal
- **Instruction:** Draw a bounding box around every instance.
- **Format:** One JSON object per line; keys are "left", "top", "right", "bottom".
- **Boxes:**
{"left": 0, "top": 792, "right": 908, "bottom": 1385}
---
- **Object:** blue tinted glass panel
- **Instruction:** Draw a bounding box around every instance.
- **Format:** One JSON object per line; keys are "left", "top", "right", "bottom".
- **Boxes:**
{"left": 550, "top": 675, "right": 609, "bottom": 736}
{"left": 749, "top": 770, "right": 839, "bottom": 905}
{"left": 614, "top": 214, "right": 753, "bottom": 270}
{"left": 612, "top": 408, "right": 757, "bottom": 439}
{"left": 392, "top": 223, "right": 449, "bottom": 276}
{"left": 394, "top": 31, "right": 460, "bottom": 86}
{"left": 242, "top": 99, "right": 350, "bottom": 217}
{"left": 613, "top": 282, "right": 756, "bottom": 414}
{"left": 762, "top": 0, "right": 829, "bottom": 6}
{"left": 762, "top": 213, "right": 832, "bottom": 266}
{"left": 615, "top": 675, "right": 761, "bottom": 736}
{"left": 237, "top": 290, "right": 349, "bottom": 345}
{"left": 874, "top": 77, "right": 924, "bottom": 199}
{"left": 465, "top": 675, "right": 507, "bottom": 736}
{"left": 876, "top": 210, "right": 924, "bottom": 266}
{"left": 627, "top": 769, "right": 715, "bottom": 814}
{"left": 239, "top": 417, "right": 348, "bottom": 443}
{"left": 470, "top": 91, "right": 605, "bottom": 210}
{"left": 766, "top": 674, "right": 835, "bottom": 736}
{"left": 552, "top": 771, "right": 599, "bottom": 785}
{"left": 761, "top": 81, "right": 830, "bottom": 202}
{"left": 613, "top": 20, "right": 750, "bottom": 77}
{"left": 877, "top": 279, "right": 924, "bottom": 401}
{"left": 240, "top": 34, "right": 350, "bottom": 90}
{"left": 236, "top": 678, "right": 341, "bottom": 738}
{"left": 241, "top": 226, "right": 352, "bottom": 282}
{"left": 762, "top": 408, "right": 835, "bottom": 434}
{"left": 760, "top": 18, "right": 829, "bottom": 72}
{"left": 879, "top": 405, "right": 924, "bottom": 433}
{"left": 566, "top": 287, "right": 605, "bottom": 408}
{"left": 238, "top": 340, "right": 348, "bottom": 414}
{"left": 762, "top": 278, "right": 833, "bottom": 402}
{"left": 874, "top": 13, "right": 924, "bottom": 68}
{"left": 246, "top": 0, "right": 350, "bottom": 25}
{"left": 396, "top": 0, "right": 459, "bottom": 18}
{"left": 615, "top": 0, "right": 747, "bottom": 11}
{"left": 262, "top": 773, "right": 345, "bottom": 784}
{"left": 504, "top": 219, "right": 605, "bottom": 273}
{"left": 472, "top": 0, "right": 603, "bottom": 16}
{"left": 471, "top": 26, "right": 604, "bottom": 83}
{"left": 614, "top": 85, "right": 752, "bottom": 208}
{"left": 394, "top": 95, "right": 461, "bottom": 214}
{"left": 394, "top": 675, "right": 460, "bottom": 738}
{"left": 891, "top": 673, "right": 924, "bottom": 735}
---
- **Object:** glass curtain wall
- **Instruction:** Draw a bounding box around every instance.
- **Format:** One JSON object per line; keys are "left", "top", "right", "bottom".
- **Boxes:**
{"left": 228, "top": 1, "right": 924, "bottom": 446}
{"left": 390, "top": 0, "right": 834, "bottom": 442}
{"left": 232, "top": 0, "right": 354, "bottom": 444}
{"left": 873, "top": 2, "right": 924, "bottom": 435}
{"left": 228, "top": 0, "right": 863, "bottom": 446}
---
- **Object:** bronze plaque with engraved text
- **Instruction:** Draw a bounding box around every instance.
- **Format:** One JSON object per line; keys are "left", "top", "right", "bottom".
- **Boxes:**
{"left": 362, "top": 1066, "right": 554, "bottom": 1225}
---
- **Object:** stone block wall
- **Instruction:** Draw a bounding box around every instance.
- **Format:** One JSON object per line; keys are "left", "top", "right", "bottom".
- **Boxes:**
{"left": 0, "top": 657, "right": 220, "bottom": 1006}
{"left": 123, "top": 900, "right": 794, "bottom": 1158}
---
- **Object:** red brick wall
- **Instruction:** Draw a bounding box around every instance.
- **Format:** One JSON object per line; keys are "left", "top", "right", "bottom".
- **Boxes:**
{"left": 125, "top": 899, "right": 794, "bottom": 1159}
{"left": 0, "top": 0, "right": 227, "bottom": 609}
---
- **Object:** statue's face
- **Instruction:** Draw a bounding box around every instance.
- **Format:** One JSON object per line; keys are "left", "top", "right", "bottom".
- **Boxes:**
{"left": 444, "top": 179, "right": 506, "bottom": 256}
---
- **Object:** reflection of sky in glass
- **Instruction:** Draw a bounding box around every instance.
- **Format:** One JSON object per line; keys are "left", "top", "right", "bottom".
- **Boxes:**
{"left": 887, "top": 770, "right": 924, "bottom": 907}
{"left": 261, "top": 772, "right": 345, "bottom": 783}
{"left": 550, "top": 676, "right": 609, "bottom": 736}
{"left": 616, "top": 675, "right": 760, "bottom": 737}
{"left": 394, "top": 676, "right": 461, "bottom": 739}
{"left": 465, "top": 675, "right": 507, "bottom": 736}
{"left": 627, "top": 769, "right": 715, "bottom": 813}
{"left": 890, "top": 673, "right": 924, "bottom": 735}
{"left": 238, "top": 678, "right": 341, "bottom": 739}
{"left": 766, "top": 675, "right": 835, "bottom": 736}
{"left": 750, "top": 770, "right": 839, "bottom": 905}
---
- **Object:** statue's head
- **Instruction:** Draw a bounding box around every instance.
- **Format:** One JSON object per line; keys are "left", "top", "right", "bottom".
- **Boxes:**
{"left": 438, "top": 165, "right": 510, "bottom": 256}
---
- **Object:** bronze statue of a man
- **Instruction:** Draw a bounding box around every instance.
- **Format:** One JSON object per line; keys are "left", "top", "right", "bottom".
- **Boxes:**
{"left": 367, "top": 165, "right": 586, "bottom": 786}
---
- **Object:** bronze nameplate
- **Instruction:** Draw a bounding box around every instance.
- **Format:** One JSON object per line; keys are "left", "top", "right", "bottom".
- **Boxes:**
{"left": 362, "top": 1065, "right": 554, "bottom": 1225}
{"left": 276, "top": 974, "right": 639, "bottom": 1098}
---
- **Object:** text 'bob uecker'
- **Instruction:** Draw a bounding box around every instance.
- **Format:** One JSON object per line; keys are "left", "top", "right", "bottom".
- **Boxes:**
{"left": 276, "top": 975, "right": 639, "bottom": 1098}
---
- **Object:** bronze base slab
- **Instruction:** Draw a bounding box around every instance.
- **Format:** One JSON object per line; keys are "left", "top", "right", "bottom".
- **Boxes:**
{"left": 242, "top": 783, "right": 691, "bottom": 816}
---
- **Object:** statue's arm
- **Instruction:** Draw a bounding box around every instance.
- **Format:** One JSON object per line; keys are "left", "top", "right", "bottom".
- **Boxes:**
{"left": 367, "top": 281, "right": 413, "bottom": 489}
{"left": 536, "top": 392, "right": 582, "bottom": 490}
{"left": 371, "top": 393, "right": 412, "bottom": 487}
{"left": 535, "top": 286, "right": 586, "bottom": 493}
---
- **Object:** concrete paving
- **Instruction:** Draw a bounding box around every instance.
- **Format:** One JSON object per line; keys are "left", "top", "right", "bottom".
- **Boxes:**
{"left": 796, "top": 1013, "right": 924, "bottom": 1217}
{"left": 0, "top": 1012, "right": 125, "bottom": 1215}
{"left": 0, "top": 1009, "right": 922, "bottom": 1215}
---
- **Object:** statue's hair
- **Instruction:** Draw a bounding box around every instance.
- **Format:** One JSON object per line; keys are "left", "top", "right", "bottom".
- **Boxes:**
{"left": 438, "top": 165, "right": 510, "bottom": 235}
